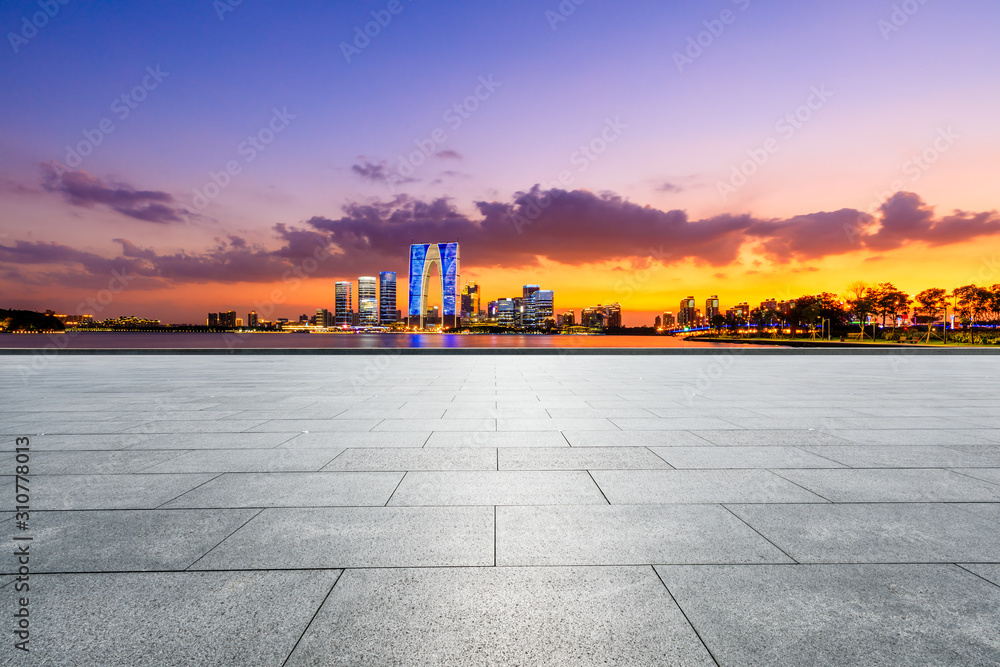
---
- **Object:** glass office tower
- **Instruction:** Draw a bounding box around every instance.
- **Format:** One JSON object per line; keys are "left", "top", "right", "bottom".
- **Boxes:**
{"left": 358, "top": 276, "right": 378, "bottom": 325}
{"left": 379, "top": 271, "right": 397, "bottom": 324}
{"left": 335, "top": 281, "right": 353, "bottom": 326}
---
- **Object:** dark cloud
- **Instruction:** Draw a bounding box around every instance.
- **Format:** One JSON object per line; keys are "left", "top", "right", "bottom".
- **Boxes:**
{"left": 657, "top": 181, "right": 683, "bottom": 193}
{"left": 351, "top": 159, "right": 416, "bottom": 185}
{"left": 4, "top": 189, "right": 1000, "bottom": 290}
{"left": 435, "top": 150, "right": 463, "bottom": 160}
{"left": 40, "top": 163, "right": 189, "bottom": 224}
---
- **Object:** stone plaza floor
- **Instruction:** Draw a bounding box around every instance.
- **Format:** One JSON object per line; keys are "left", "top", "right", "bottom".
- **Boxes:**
{"left": 2, "top": 353, "right": 1000, "bottom": 665}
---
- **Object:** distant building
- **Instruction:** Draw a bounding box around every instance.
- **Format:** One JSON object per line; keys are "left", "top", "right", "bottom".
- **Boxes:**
{"left": 705, "top": 295, "right": 720, "bottom": 323}
{"left": 461, "top": 282, "right": 481, "bottom": 319}
{"left": 335, "top": 281, "right": 352, "bottom": 326}
{"left": 218, "top": 311, "right": 237, "bottom": 328}
{"left": 316, "top": 308, "right": 333, "bottom": 327}
{"left": 379, "top": 272, "right": 397, "bottom": 324}
{"left": 726, "top": 302, "right": 750, "bottom": 319}
{"left": 655, "top": 315, "right": 661, "bottom": 328}
{"left": 358, "top": 276, "right": 378, "bottom": 325}
{"left": 208, "top": 313, "right": 219, "bottom": 327}
{"left": 580, "top": 303, "right": 621, "bottom": 330}
{"left": 662, "top": 311, "right": 675, "bottom": 328}
{"left": 678, "top": 297, "right": 697, "bottom": 327}
{"left": 247, "top": 310, "right": 259, "bottom": 328}
{"left": 561, "top": 310, "right": 575, "bottom": 327}
{"left": 487, "top": 300, "right": 499, "bottom": 320}
{"left": 496, "top": 298, "right": 519, "bottom": 327}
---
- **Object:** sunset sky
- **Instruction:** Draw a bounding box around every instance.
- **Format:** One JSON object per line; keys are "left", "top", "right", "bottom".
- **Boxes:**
{"left": 2, "top": 0, "right": 999, "bottom": 325}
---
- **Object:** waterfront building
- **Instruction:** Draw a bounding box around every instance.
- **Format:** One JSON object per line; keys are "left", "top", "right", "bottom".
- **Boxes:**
{"left": 358, "top": 276, "right": 378, "bottom": 325}
{"left": 408, "top": 243, "right": 460, "bottom": 328}
{"left": 335, "top": 281, "right": 353, "bottom": 325}
{"left": 379, "top": 272, "right": 397, "bottom": 324}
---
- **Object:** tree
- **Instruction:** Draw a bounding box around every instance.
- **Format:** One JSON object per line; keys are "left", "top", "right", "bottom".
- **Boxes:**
{"left": 845, "top": 281, "right": 877, "bottom": 340}
{"left": 872, "top": 283, "right": 911, "bottom": 333}
{"left": 749, "top": 307, "right": 767, "bottom": 336}
{"left": 710, "top": 313, "right": 725, "bottom": 334}
{"left": 915, "top": 288, "right": 948, "bottom": 341}
{"left": 952, "top": 284, "right": 990, "bottom": 328}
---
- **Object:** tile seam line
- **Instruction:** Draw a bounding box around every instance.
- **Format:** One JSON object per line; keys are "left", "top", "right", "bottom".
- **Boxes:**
{"left": 952, "top": 564, "right": 1000, "bottom": 590}
{"left": 651, "top": 565, "right": 721, "bottom": 667}
{"left": 280, "top": 569, "right": 344, "bottom": 667}
{"left": 184, "top": 507, "right": 266, "bottom": 571}
{"left": 152, "top": 472, "right": 226, "bottom": 509}
{"left": 720, "top": 504, "right": 800, "bottom": 564}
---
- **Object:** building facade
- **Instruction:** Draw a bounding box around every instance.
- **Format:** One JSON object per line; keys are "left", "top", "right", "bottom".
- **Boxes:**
{"left": 678, "top": 297, "right": 697, "bottom": 327}
{"left": 379, "top": 271, "right": 397, "bottom": 325}
{"left": 335, "top": 281, "right": 353, "bottom": 326}
{"left": 408, "top": 242, "right": 460, "bottom": 328}
{"left": 358, "top": 276, "right": 378, "bottom": 325}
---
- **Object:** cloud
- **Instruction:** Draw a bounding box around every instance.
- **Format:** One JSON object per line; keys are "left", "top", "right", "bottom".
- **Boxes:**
{"left": 435, "top": 150, "right": 463, "bottom": 160}
{"left": 4, "top": 189, "right": 1000, "bottom": 290}
{"left": 351, "top": 159, "right": 417, "bottom": 185}
{"left": 656, "top": 181, "right": 683, "bottom": 193}
{"left": 40, "top": 163, "right": 190, "bottom": 224}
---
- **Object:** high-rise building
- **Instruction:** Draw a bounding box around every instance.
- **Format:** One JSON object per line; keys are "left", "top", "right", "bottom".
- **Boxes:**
{"left": 461, "top": 282, "right": 481, "bottom": 319}
{"left": 408, "top": 242, "right": 460, "bottom": 328}
{"left": 705, "top": 295, "right": 720, "bottom": 323}
{"left": 207, "top": 313, "right": 219, "bottom": 327}
{"left": 533, "top": 290, "right": 554, "bottom": 328}
{"left": 335, "top": 281, "right": 352, "bottom": 326}
{"left": 662, "top": 311, "right": 675, "bottom": 328}
{"left": 562, "top": 311, "right": 575, "bottom": 326}
{"left": 605, "top": 303, "right": 622, "bottom": 329}
{"left": 358, "top": 276, "right": 378, "bottom": 325}
{"left": 520, "top": 285, "right": 540, "bottom": 328}
{"left": 379, "top": 271, "right": 397, "bottom": 324}
{"left": 487, "top": 300, "right": 499, "bottom": 320}
{"left": 218, "top": 311, "right": 237, "bottom": 328}
{"left": 247, "top": 310, "right": 259, "bottom": 328}
{"left": 316, "top": 308, "right": 333, "bottom": 327}
{"left": 655, "top": 315, "right": 662, "bottom": 328}
{"left": 496, "top": 298, "right": 519, "bottom": 327}
{"left": 678, "top": 297, "right": 697, "bottom": 327}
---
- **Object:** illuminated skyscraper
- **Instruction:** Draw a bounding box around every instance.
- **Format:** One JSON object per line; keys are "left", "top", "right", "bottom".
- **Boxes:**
{"left": 379, "top": 271, "right": 397, "bottom": 324}
{"left": 358, "top": 276, "right": 378, "bottom": 325}
{"left": 461, "top": 281, "right": 481, "bottom": 319}
{"left": 335, "top": 281, "right": 352, "bottom": 326}
{"left": 705, "top": 295, "right": 720, "bottom": 323}
{"left": 408, "top": 242, "right": 460, "bottom": 328}
{"left": 679, "top": 296, "right": 697, "bottom": 327}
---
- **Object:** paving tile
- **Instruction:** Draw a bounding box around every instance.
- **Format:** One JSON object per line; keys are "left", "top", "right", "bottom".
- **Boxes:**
{"left": 143, "top": 449, "right": 345, "bottom": 473}
{"left": 279, "top": 431, "right": 430, "bottom": 448}
{"left": 322, "top": 448, "right": 496, "bottom": 471}
{"left": 425, "top": 431, "right": 568, "bottom": 447}
{"left": 656, "top": 564, "right": 1000, "bottom": 666}
{"left": 612, "top": 418, "right": 740, "bottom": 431}
{"left": 26, "top": 509, "right": 258, "bottom": 572}
{"left": 389, "top": 471, "right": 607, "bottom": 506}
{"left": 6, "top": 421, "right": 146, "bottom": 435}
{"left": 163, "top": 471, "right": 403, "bottom": 508}
{"left": 443, "top": 406, "right": 551, "bottom": 419}
{"left": 0, "top": 473, "right": 215, "bottom": 510}
{"left": 193, "top": 507, "right": 493, "bottom": 569}
{"left": 13, "top": 571, "right": 338, "bottom": 665}
{"left": 592, "top": 470, "right": 827, "bottom": 504}
{"left": 953, "top": 503, "right": 1000, "bottom": 522}
{"left": 774, "top": 469, "right": 1000, "bottom": 502}
{"left": 651, "top": 446, "right": 842, "bottom": 469}
{"left": 127, "top": 432, "right": 299, "bottom": 449}
{"left": 22, "top": 450, "right": 188, "bottom": 474}
{"left": 821, "top": 429, "right": 994, "bottom": 447}
{"left": 121, "top": 420, "right": 269, "bottom": 433}
{"left": 496, "top": 418, "right": 619, "bottom": 431}
{"left": 960, "top": 564, "right": 1000, "bottom": 587}
{"left": 800, "top": 445, "right": 997, "bottom": 468}
{"left": 285, "top": 567, "right": 714, "bottom": 667}
{"left": 563, "top": 431, "right": 711, "bottom": 447}
{"left": 690, "top": 430, "right": 850, "bottom": 447}
{"left": 952, "top": 468, "right": 1000, "bottom": 486}
{"left": 497, "top": 505, "right": 793, "bottom": 566}
{"left": 499, "top": 447, "right": 671, "bottom": 470}
{"left": 730, "top": 503, "right": 1000, "bottom": 563}
{"left": 247, "top": 419, "right": 381, "bottom": 432}
{"left": 374, "top": 418, "right": 496, "bottom": 432}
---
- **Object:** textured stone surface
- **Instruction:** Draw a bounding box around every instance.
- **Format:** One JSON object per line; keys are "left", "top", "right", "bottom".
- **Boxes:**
{"left": 3, "top": 353, "right": 998, "bottom": 665}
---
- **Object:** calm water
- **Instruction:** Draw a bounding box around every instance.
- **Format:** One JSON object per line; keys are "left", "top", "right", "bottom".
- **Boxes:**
{"left": 0, "top": 332, "right": 731, "bottom": 349}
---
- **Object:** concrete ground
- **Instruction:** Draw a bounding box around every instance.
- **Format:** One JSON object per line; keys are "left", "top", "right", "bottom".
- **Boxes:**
{"left": 2, "top": 353, "right": 1000, "bottom": 666}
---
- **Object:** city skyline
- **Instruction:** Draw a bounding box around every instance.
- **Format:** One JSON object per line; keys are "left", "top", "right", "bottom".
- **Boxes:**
{"left": 2, "top": 1, "right": 999, "bottom": 326}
